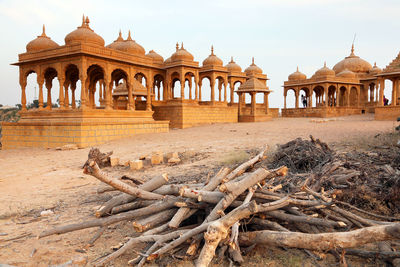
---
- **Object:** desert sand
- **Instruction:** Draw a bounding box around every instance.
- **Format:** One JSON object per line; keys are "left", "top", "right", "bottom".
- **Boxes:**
{"left": 0, "top": 115, "right": 396, "bottom": 266}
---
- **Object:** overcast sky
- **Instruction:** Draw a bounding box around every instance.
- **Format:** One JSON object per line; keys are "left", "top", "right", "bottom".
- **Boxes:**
{"left": 0, "top": 0, "right": 399, "bottom": 108}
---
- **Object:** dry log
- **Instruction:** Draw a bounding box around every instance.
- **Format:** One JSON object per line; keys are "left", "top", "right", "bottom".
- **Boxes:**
{"left": 341, "top": 249, "right": 400, "bottom": 260}
{"left": 239, "top": 223, "right": 400, "bottom": 250}
{"left": 84, "top": 160, "right": 164, "bottom": 200}
{"left": 335, "top": 200, "right": 400, "bottom": 221}
{"left": 169, "top": 168, "right": 231, "bottom": 229}
{"left": 110, "top": 200, "right": 154, "bottom": 214}
{"left": 95, "top": 173, "right": 168, "bottom": 217}
{"left": 196, "top": 197, "right": 289, "bottom": 267}
{"left": 95, "top": 229, "right": 189, "bottom": 266}
{"left": 83, "top": 147, "right": 112, "bottom": 168}
{"left": 250, "top": 217, "right": 290, "bottom": 232}
{"left": 87, "top": 226, "right": 106, "bottom": 247}
{"left": 132, "top": 209, "right": 177, "bottom": 233}
{"left": 97, "top": 185, "right": 117, "bottom": 194}
{"left": 38, "top": 197, "right": 177, "bottom": 238}
{"left": 222, "top": 146, "right": 268, "bottom": 183}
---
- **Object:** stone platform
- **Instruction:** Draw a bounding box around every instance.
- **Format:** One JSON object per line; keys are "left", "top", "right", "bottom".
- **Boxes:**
{"left": 281, "top": 107, "right": 364, "bottom": 118}
{"left": 1, "top": 109, "right": 169, "bottom": 149}
{"left": 375, "top": 106, "right": 400, "bottom": 120}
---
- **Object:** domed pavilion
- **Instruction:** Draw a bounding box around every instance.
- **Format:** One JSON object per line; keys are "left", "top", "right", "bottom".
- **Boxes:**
{"left": 282, "top": 44, "right": 382, "bottom": 118}
{"left": 3, "top": 17, "right": 275, "bottom": 149}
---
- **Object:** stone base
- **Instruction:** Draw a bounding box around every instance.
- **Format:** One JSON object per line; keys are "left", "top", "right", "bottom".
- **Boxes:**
{"left": 239, "top": 114, "right": 272, "bottom": 122}
{"left": 153, "top": 100, "right": 238, "bottom": 128}
{"left": 375, "top": 106, "right": 400, "bottom": 120}
{"left": 281, "top": 107, "right": 364, "bottom": 118}
{"left": 1, "top": 108, "right": 169, "bottom": 149}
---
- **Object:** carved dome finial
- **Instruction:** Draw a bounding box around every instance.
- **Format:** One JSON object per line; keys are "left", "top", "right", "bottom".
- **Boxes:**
{"left": 85, "top": 16, "right": 90, "bottom": 27}
{"left": 176, "top": 42, "right": 179, "bottom": 51}
{"left": 81, "top": 14, "right": 85, "bottom": 26}
{"left": 350, "top": 43, "right": 355, "bottom": 56}
{"left": 252, "top": 57, "right": 255, "bottom": 65}
{"left": 230, "top": 56, "right": 234, "bottom": 62}
{"left": 181, "top": 42, "right": 184, "bottom": 49}
{"left": 127, "top": 30, "right": 132, "bottom": 41}
{"left": 41, "top": 24, "right": 46, "bottom": 37}
{"left": 211, "top": 45, "right": 214, "bottom": 55}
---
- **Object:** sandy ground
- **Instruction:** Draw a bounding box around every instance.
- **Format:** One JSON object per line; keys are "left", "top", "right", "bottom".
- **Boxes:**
{"left": 0, "top": 114, "right": 397, "bottom": 266}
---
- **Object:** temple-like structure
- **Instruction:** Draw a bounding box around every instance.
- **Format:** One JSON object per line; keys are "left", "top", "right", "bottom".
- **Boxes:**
{"left": 1, "top": 17, "right": 276, "bottom": 149}
{"left": 282, "top": 45, "right": 383, "bottom": 118}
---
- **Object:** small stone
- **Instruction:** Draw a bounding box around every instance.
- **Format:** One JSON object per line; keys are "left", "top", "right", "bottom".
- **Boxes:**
{"left": 110, "top": 157, "right": 119, "bottom": 167}
{"left": 129, "top": 160, "right": 143, "bottom": 170}
{"left": 151, "top": 154, "right": 163, "bottom": 165}
{"left": 139, "top": 155, "right": 147, "bottom": 160}
{"left": 165, "top": 152, "right": 179, "bottom": 161}
{"left": 123, "top": 161, "right": 130, "bottom": 167}
{"left": 40, "top": 210, "right": 54, "bottom": 216}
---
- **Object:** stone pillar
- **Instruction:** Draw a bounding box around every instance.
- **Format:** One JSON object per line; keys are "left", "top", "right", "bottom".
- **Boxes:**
{"left": 90, "top": 85, "right": 95, "bottom": 109}
{"left": 393, "top": 79, "right": 397, "bottom": 106}
{"left": 64, "top": 83, "right": 69, "bottom": 109}
{"left": 223, "top": 83, "right": 227, "bottom": 103}
{"left": 71, "top": 83, "right": 76, "bottom": 109}
{"left": 58, "top": 77, "right": 65, "bottom": 109}
{"left": 346, "top": 86, "right": 350, "bottom": 107}
{"left": 104, "top": 79, "right": 112, "bottom": 110}
{"left": 218, "top": 82, "right": 222, "bottom": 102}
{"left": 189, "top": 79, "right": 192, "bottom": 100}
{"left": 80, "top": 74, "right": 88, "bottom": 109}
{"left": 198, "top": 80, "right": 202, "bottom": 101}
{"left": 37, "top": 77, "right": 44, "bottom": 110}
{"left": 251, "top": 92, "right": 256, "bottom": 115}
{"left": 210, "top": 80, "right": 215, "bottom": 104}
{"left": 230, "top": 81, "right": 234, "bottom": 104}
{"left": 375, "top": 84, "right": 379, "bottom": 103}
{"left": 295, "top": 91, "right": 299, "bottom": 109}
{"left": 379, "top": 78, "right": 384, "bottom": 106}
{"left": 238, "top": 92, "right": 242, "bottom": 115}
{"left": 284, "top": 94, "right": 287, "bottom": 109}
{"left": 127, "top": 80, "right": 133, "bottom": 110}
{"left": 180, "top": 79, "right": 184, "bottom": 99}
{"left": 146, "top": 78, "right": 152, "bottom": 111}
{"left": 157, "top": 85, "right": 161, "bottom": 101}
{"left": 309, "top": 90, "right": 313, "bottom": 108}
{"left": 335, "top": 88, "right": 339, "bottom": 107}
{"left": 357, "top": 87, "right": 361, "bottom": 107}
{"left": 324, "top": 86, "right": 328, "bottom": 107}
{"left": 45, "top": 81, "right": 52, "bottom": 110}
{"left": 20, "top": 81, "right": 27, "bottom": 111}
{"left": 195, "top": 79, "right": 198, "bottom": 101}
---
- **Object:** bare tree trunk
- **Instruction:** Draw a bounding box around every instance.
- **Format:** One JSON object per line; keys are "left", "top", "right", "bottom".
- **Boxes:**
{"left": 238, "top": 223, "right": 400, "bottom": 250}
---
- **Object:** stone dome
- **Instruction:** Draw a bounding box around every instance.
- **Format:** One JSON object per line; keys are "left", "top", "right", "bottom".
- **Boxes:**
{"left": 333, "top": 45, "right": 372, "bottom": 74}
{"left": 288, "top": 67, "right": 307, "bottom": 81}
{"left": 164, "top": 56, "right": 172, "bottom": 64}
{"left": 26, "top": 25, "right": 59, "bottom": 52}
{"left": 118, "top": 30, "right": 145, "bottom": 56}
{"left": 65, "top": 16, "right": 105, "bottom": 47}
{"left": 171, "top": 43, "right": 194, "bottom": 62}
{"left": 245, "top": 58, "right": 263, "bottom": 75}
{"left": 336, "top": 69, "right": 356, "bottom": 78}
{"left": 106, "top": 30, "right": 124, "bottom": 50}
{"left": 225, "top": 57, "right": 242, "bottom": 72}
{"left": 146, "top": 50, "right": 164, "bottom": 63}
{"left": 313, "top": 62, "right": 335, "bottom": 77}
{"left": 202, "top": 46, "right": 223, "bottom": 67}
{"left": 369, "top": 62, "right": 382, "bottom": 75}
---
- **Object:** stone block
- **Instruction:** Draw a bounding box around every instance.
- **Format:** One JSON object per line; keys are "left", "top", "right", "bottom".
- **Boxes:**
{"left": 151, "top": 153, "right": 163, "bottom": 165}
{"left": 129, "top": 160, "right": 143, "bottom": 170}
{"left": 168, "top": 157, "right": 181, "bottom": 165}
{"left": 110, "top": 157, "right": 120, "bottom": 167}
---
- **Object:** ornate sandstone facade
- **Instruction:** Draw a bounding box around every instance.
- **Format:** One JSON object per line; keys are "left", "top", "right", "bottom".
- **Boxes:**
{"left": 2, "top": 17, "right": 275, "bottom": 149}
{"left": 282, "top": 45, "right": 383, "bottom": 118}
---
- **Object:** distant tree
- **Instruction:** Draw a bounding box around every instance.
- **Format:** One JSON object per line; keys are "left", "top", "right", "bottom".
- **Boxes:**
{"left": 15, "top": 104, "right": 22, "bottom": 110}
{"left": 0, "top": 104, "right": 3, "bottom": 108}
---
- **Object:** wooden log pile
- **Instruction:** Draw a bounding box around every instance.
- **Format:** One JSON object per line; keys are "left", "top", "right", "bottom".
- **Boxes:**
{"left": 38, "top": 140, "right": 400, "bottom": 266}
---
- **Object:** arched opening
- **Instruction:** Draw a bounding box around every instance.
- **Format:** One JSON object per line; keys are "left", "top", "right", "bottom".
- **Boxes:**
{"left": 339, "top": 86, "right": 347, "bottom": 107}
{"left": 111, "top": 68, "right": 128, "bottom": 110}
{"left": 135, "top": 72, "right": 147, "bottom": 102}
{"left": 299, "top": 87, "right": 310, "bottom": 108}
{"left": 312, "top": 86, "right": 324, "bottom": 107}
{"left": 87, "top": 65, "right": 105, "bottom": 109}
{"left": 384, "top": 79, "right": 393, "bottom": 105}
{"left": 172, "top": 79, "right": 181, "bottom": 99}
{"left": 216, "top": 77, "right": 225, "bottom": 102}
{"left": 233, "top": 81, "right": 241, "bottom": 103}
{"left": 184, "top": 72, "right": 195, "bottom": 100}
{"left": 286, "top": 88, "right": 296, "bottom": 108}
{"left": 200, "top": 77, "right": 211, "bottom": 101}
{"left": 25, "top": 71, "right": 38, "bottom": 109}
{"left": 327, "top": 85, "right": 336, "bottom": 107}
{"left": 349, "top": 87, "right": 358, "bottom": 106}
{"left": 65, "top": 64, "right": 80, "bottom": 109}
{"left": 43, "top": 67, "right": 59, "bottom": 109}
{"left": 153, "top": 74, "right": 164, "bottom": 101}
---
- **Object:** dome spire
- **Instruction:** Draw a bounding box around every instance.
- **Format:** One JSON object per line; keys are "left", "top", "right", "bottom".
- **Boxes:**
{"left": 211, "top": 45, "right": 214, "bottom": 55}
{"left": 127, "top": 30, "right": 132, "bottom": 41}
{"left": 81, "top": 14, "right": 85, "bottom": 27}
{"left": 296, "top": 66, "right": 299, "bottom": 72}
{"left": 181, "top": 42, "right": 184, "bottom": 49}
{"left": 85, "top": 16, "right": 90, "bottom": 26}
{"left": 324, "top": 61, "right": 327, "bottom": 67}
{"left": 41, "top": 24, "right": 47, "bottom": 37}
{"left": 230, "top": 56, "right": 234, "bottom": 63}
{"left": 176, "top": 42, "right": 179, "bottom": 51}
{"left": 252, "top": 57, "right": 255, "bottom": 65}
{"left": 350, "top": 43, "right": 355, "bottom": 56}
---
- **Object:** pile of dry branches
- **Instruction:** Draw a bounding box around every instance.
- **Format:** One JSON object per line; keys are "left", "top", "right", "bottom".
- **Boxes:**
{"left": 38, "top": 140, "right": 400, "bottom": 266}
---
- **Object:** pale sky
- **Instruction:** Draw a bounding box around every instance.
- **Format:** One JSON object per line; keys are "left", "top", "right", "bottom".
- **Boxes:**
{"left": 0, "top": 0, "right": 399, "bottom": 108}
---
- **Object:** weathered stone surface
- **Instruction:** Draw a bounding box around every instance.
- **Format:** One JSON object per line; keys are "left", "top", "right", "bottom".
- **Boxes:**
{"left": 168, "top": 157, "right": 181, "bottom": 165}
{"left": 151, "top": 154, "right": 163, "bottom": 165}
{"left": 129, "top": 160, "right": 143, "bottom": 170}
{"left": 110, "top": 157, "right": 119, "bottom": 167}
{"left": 165, "top": 152, "right": 179, "bottom": 161}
